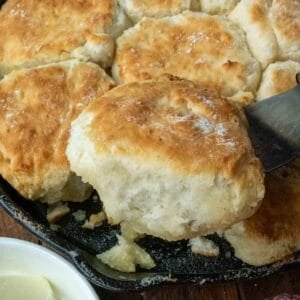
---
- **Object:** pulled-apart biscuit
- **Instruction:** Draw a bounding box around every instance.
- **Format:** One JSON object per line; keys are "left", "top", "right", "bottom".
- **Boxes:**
{"left": 225, "top": 159, "right": 300, "bottom": 266}
{"left": 0, "top": 60, "right": 115, "bottom": 203}
{"left": 67, "top": 76, "right": 265, "bottom": 241}
{"left": 118, "top": 0, "right": 199, "bottom": 23}
{"left": 0, "top": 0, "right": 131, "bottom": 75}
{"left": 113, "top": 12, "right": 261, "bottom": 105}
{"left": 256, "top": 60, "right": 300, "bottom": 100}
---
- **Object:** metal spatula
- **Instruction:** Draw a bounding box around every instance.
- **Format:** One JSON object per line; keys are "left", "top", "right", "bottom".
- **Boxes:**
{"left": 245, "top": 74, "right": 300, "bottom": 172}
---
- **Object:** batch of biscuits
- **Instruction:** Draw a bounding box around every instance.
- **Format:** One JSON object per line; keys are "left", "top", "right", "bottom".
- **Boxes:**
{"left": 0, "top": 0, "right": 299, "bottom": 272}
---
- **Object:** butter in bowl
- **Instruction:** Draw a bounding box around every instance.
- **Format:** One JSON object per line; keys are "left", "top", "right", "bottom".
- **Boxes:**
{"left": 0, "top": 238, "right": 99, "bottom": 300}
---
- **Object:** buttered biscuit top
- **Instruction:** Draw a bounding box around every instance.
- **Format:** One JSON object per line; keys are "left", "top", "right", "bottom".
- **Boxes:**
{"left": 67, "top": 76, "right": 265, "bottom": 241}
{"left": 0, "top": 0, "right": 130, "bottom": 75}
{"left": 0, "top": 60, "right": 115, "bottom": 203}
{"left": 113, "top": 11, "right": 261, "bottom": 105}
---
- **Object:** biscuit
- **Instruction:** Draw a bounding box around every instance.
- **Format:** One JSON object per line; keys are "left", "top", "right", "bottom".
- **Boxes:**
{"left": 225, "top": 159, "right": 300, "bottom": 266}
{"left": 199, "top": 0, "right": 239, "bottom": 15}
{"left": 0, "top": 0, "right": 131, "bottom": 76}
{"left": 229, "top": 0, "right": 278, "bottom": 68}
{"left": 256, "top": 61, "right": 300, "bottom": 100}
{"left": 118, "top": 0, "right": 199, "bottom": 23}
{"left": 113, "top": 12, "right": 261, "bottom": 105}
{"left": 271, "top": 0, "right": 300, "bottom": 62}
{"left": 67, "top": 76, "right": 265, "bottom": 241}
{"left": 0, "top": 60, "right": 115, "bottom": 203}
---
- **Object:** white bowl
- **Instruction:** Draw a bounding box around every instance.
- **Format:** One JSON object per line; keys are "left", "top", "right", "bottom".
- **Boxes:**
{"left": 0, "top": 237, "right": 99, "bottom": 300}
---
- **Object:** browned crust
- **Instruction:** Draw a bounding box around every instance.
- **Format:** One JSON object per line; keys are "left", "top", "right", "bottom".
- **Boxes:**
{"left": 244, "top": 161, "right": 300, "bottom": 243}
{"left": 0, "top": 61, "right": 115, "bottom": 199}
{"left": 0, "top": 0, "right": 120, "bottom": 73}
{"left": 271, "top": 0, "right": 300, "bottom": 44}
{"left": 86, "top": 75, "right": 261, "bottom": 177}
{"left": 113, "top": 12, "right": 260, "bottom": 104}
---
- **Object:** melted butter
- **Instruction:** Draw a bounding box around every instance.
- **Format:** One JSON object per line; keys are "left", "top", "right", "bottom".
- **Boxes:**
{"left": 0, "top": 275, "right": 56, "bottom": 300}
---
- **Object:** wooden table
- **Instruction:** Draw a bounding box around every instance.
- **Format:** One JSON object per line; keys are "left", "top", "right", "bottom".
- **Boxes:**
{"left": 1, "top": 207, "right": 300, "bottom": 300}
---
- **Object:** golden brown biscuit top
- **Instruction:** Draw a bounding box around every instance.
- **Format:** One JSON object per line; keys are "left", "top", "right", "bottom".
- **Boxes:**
{"left": 270, "top": 69, "right": 298, "bottom": 96}
{"left": 87, "top": 76, "right": 260, "bottom": 177}
{"left": 249, "top": 0, "right": 270, "bottom": 27}
{"left": 270, "top": 0, "right": 300, "bottom": 61}
{"left": 114, "top": 12, "right": 260, "bottom": 104}
{"left": 0, "top": 0, "right": 118, "bottom": 71}
{"left": 244, "top": 159, "right": 300, "bottom": 242}
{"left": 271, "top": 0, "right": 300, "bottom": 45}
{"left": 256, "top": 61, "right": 300, "bottom": 100}
{"left": 0, "top": 61, "right": 114, "bottom": 176}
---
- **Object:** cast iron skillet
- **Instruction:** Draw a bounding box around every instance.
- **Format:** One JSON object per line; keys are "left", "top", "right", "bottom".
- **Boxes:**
{"left": 1, "top": 0, "right": 300, "bottom": 292}
{"left": 1, "top": 176, "right": 300, "bottom": 291}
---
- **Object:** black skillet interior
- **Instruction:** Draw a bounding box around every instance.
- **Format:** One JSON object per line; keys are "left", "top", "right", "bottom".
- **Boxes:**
{"left": 1, "top": 176, "right": 300, "bottom": 291}
{"left": 1, "top": 0, "right": 300, "bottom": 292}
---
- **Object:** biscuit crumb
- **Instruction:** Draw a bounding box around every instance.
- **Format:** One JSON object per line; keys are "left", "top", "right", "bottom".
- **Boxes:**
{"left": 47, "top": 202, "right": 70, "bottom": 224}
{"left": 189, "top": 237, "right": 220, "bottom": 257}
{"left": 50, "top": 224, "right": 60, "bottom": 231}
{"left": 82, "top": 211, "right": 106, "bottom": 230}
{"left": 97, "top": 235, "right": 155, "bottom": 272}
{"left": 72, "top": 210, "right": 86, "bottom": 222}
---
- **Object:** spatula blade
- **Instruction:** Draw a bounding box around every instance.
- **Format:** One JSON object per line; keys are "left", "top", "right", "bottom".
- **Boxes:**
{"left": 244, "top": 84, "right": 300, "bottom": 172}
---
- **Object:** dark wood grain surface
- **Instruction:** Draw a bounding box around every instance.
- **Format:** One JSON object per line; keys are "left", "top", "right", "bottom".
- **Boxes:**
{"left": 1, "top": 207, "right": 300, "bottom": 300}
